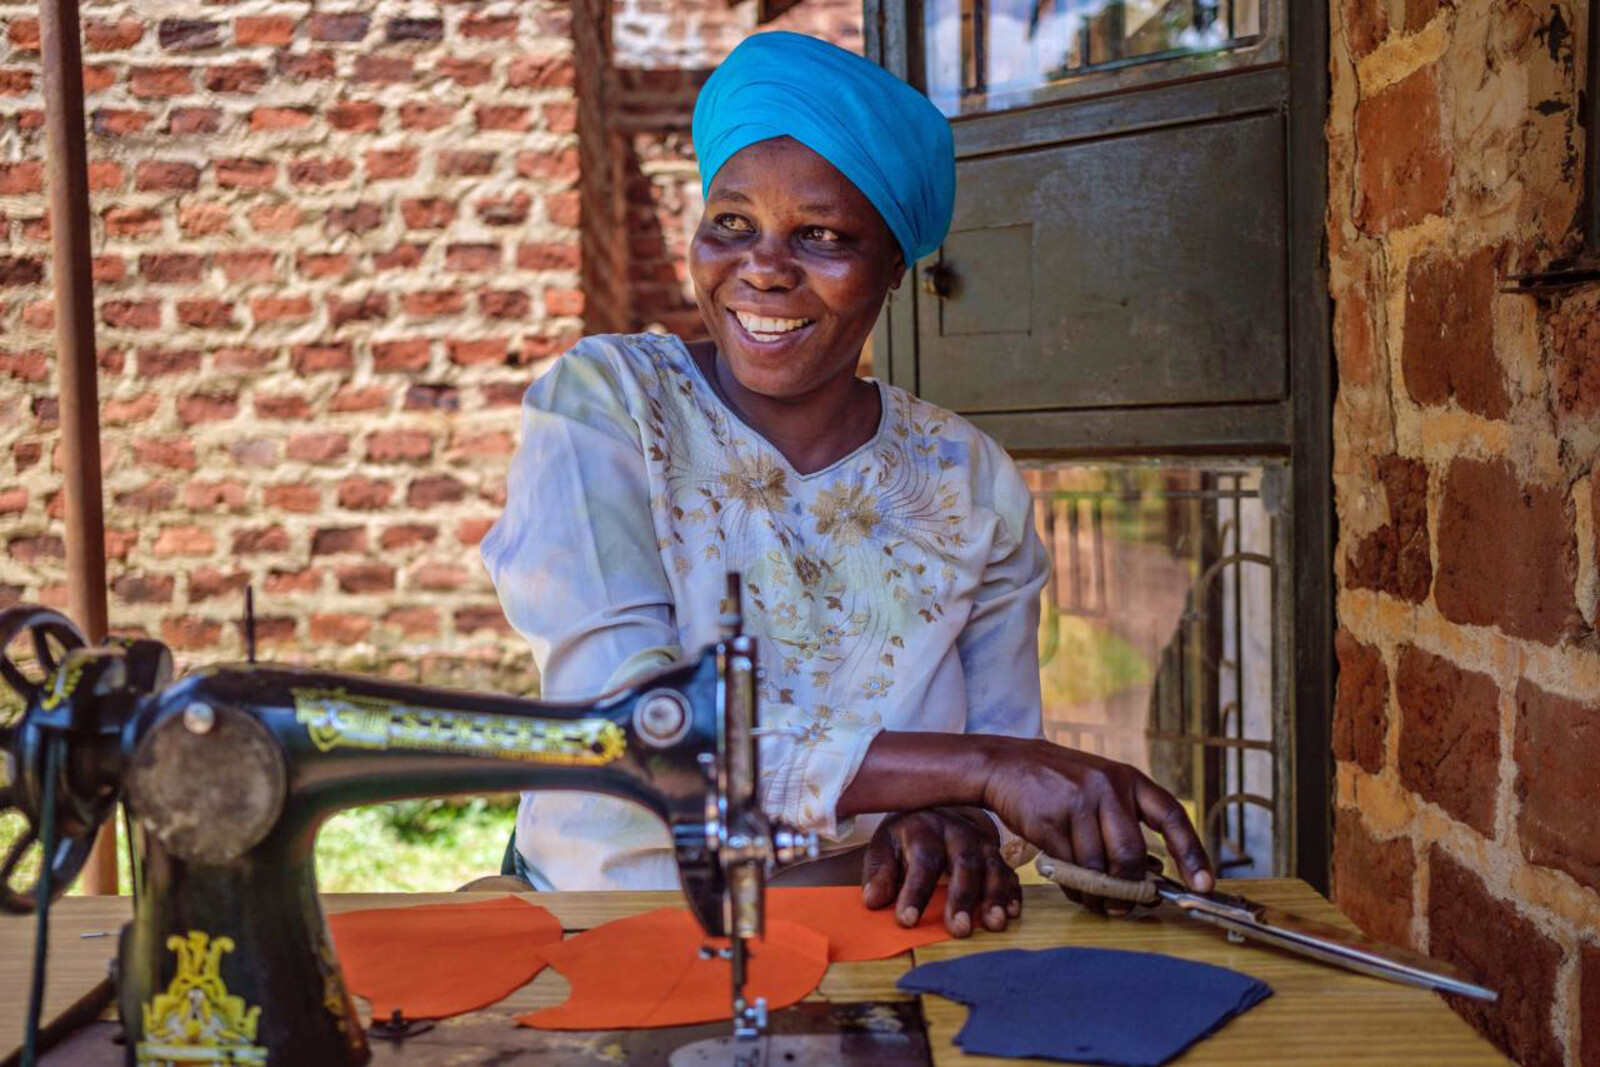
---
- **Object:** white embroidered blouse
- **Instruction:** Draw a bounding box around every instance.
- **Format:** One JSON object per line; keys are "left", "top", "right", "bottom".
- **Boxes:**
{"left": 481, "top": 333, "right": 1048, "bottom": 890}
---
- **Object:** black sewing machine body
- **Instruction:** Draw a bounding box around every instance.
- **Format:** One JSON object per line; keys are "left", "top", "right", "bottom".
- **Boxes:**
{"left": 0, "top": 596, "right": 812, "bottom": 1065}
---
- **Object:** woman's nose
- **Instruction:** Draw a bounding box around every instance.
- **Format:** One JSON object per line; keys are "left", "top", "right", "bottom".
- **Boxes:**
{"left": 736, "top": 236, "right": 798, "bottom": 290}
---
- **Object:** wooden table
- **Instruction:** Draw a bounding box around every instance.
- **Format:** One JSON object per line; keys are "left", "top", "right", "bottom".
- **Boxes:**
{"left": 1, "top": 880, "right": 1506, "bottom": 1065}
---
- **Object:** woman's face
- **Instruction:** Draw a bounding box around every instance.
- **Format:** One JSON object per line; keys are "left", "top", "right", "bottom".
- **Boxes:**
{"left": 689, "top": 137, "right": 906, "bottom": 402}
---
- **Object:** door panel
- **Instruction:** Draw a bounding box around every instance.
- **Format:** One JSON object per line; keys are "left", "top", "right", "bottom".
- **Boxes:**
{"left": 917, "top": 113, "right": 1286, "bottom": 413}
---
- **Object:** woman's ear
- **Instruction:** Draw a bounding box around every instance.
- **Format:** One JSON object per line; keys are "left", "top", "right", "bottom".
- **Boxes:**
{"left": 888, "top": 255, "right": 907, "bottom": 291}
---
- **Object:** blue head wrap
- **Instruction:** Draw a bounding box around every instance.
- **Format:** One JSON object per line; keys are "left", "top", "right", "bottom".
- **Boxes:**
{"left": 692, "top": 32, "right": 955, "bottom": 265}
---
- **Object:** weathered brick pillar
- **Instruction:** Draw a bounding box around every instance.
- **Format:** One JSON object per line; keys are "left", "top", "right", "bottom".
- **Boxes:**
{"left": 1328, "top": 2, "right": 1600, "bottom": 1064}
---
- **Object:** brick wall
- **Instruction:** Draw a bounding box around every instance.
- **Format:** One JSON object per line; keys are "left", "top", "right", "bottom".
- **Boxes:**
{"left": 1328, "top": 3, "right": 1600, "bottom": 1064}
{"left": 0, "top": 2, "right": 586, "bottom": 692}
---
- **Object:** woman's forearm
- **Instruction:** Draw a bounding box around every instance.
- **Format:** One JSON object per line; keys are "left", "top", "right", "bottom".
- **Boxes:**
{"left": 836, "top": 731, "right": 1008, "bottom": 817}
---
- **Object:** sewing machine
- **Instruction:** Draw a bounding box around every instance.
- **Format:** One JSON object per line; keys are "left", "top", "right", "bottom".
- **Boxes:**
{"left": 0, "top": 578, "right": 818, "bottom": 1065}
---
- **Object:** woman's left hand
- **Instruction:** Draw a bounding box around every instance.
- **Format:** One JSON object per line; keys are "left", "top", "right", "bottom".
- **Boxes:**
{"left": 860, "top": 806, "right": 1021, "bottom": 938}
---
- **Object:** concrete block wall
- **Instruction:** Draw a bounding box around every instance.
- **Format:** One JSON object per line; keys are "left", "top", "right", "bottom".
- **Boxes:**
{"left": 1327, "top": 2, "right": 1600, "bottom": 1063}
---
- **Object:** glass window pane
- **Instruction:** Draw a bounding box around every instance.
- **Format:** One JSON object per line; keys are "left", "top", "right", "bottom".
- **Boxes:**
{"left": 1022, "top": 460, "right": 1284, "bottom": 876}
{"left": 925, "top": 0, "right": 1269, "bottom": 117}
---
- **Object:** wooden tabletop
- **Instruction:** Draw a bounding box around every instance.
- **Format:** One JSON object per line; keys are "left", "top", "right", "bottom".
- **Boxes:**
{"left": 1, "top": 879, "right": 1506, "bottom": 1065}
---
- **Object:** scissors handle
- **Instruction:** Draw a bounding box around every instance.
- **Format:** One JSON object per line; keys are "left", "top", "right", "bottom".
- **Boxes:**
{"left": 1033, "top": 855, "right": 1164, "bottom": 906}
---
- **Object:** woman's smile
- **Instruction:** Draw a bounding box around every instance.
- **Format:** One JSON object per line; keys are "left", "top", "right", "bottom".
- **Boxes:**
{"left": 729, "top": 308, "right": 816, "bottom": 346}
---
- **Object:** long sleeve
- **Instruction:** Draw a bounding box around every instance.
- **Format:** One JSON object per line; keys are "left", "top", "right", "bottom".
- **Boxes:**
{"left": 480, "top": 343, "right": 682, "bottom": 700}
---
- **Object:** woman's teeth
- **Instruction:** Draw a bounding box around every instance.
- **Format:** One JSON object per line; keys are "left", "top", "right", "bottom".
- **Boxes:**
{"left": 734, "top": 310, "right": 812, "bottom": 341}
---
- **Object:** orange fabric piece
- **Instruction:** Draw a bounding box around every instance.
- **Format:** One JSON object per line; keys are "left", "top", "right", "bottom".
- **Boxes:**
{"left": 517, "top": 908, "right": 829, "bottom": 1030}
{"left": 768, "top": 885, "right": 954, "bottom": 962}
{"left": 329, "top": 896, "right": 562, "bottom": 1020}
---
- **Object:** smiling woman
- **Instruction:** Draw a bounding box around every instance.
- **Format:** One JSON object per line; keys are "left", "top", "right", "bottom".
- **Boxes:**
{"left": 480, "top": 31, "right": 1213, "bottom": 939}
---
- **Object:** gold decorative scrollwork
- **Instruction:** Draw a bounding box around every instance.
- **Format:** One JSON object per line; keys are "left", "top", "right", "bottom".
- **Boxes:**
{"left": 292, "top": 687, "right": 627, "bottom": 766}
{"left": 136, "top": 930, "right": 267, "bottom": 1065}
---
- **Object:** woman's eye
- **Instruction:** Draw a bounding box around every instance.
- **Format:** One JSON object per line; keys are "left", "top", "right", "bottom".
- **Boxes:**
{"left": 715, "top": 214, "right": 753, "bottom": 233}
{"left": 803, "top": 227, "right": 842, "bottom": 243}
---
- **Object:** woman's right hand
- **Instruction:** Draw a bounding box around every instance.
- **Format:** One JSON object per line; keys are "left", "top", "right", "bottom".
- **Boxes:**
{"left": 977, "top": 737, "right": 1213, "bottom": 913}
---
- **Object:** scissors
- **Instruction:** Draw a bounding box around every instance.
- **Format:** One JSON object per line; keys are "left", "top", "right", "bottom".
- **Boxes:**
{"left": 1034, "top": 854, "right": 1497, "bottom": 1003}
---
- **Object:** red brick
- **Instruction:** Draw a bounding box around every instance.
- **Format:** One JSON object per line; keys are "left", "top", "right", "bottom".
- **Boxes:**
{"left": 1436, "top": 459, "right": 1581, "bottom": 644}
{"left": 252, "top": 294, "right": 313, "bottom": 324}
{"left": 451, "top": 430, "right": 514, "bottom": 459}
{"left": 204, "top": 62, "right": 267, "bottom": 94}
{"left": 482, "top": 382, "right": 529, "bottom": 407}
{"left": 508, "top": 54, "right": 575, "bottom": 89}
{"left": 367, "top": 429, "right": 433, "bottom": 463}
{"left": 1512, "top": 680, "right": 1600, "bottom": 892}
{"left": 92, "top": 108, "right": 151, "bottom": 137}
{"left": 251, "top": 106, "right": 312, "bottom": 132}
{"left": 162, "top": 617, "right": 222, "bottom": 650}
{"left": 364, "top": 148, "right": 417, "bottom": 180}
{"left": 7, "top": 17, "right": 38, "bottom": 50}
{"left": 8, "top": 534, "right": 63, "bottom": 564}
{"left": 175, "top": 299, "right": 235, "bottom": 329}
{"left": 1334, "top": 631, "right": 1388, "bottom": 774}
{"left": 405, "top": 384, "right": 459, "bottom": 411}
{"left": 105, "top": 203, "right": 161, "bottom": 235}
{"left": 354, "top": 55, "right": 412, "bottom": 83}
{"left": 84, "top": 18, "right": 142, "bottom": 51}
{"left": 542, "top": 101, "right": 577, "bottom": 135}
{"left": 217, "top": 250, "right": 276, "bottom": 283}
{"left": 102, "top": 299, "right": 163, "bottom": 330}
{"left": 403, "top": 290, "right": 465, "bottom": 318}
{"left": 263, "top": 483, "right": 321, "bottom": 513}
{"left": 516, "top": 146, "right": 579, "bottom": 185}
{"left": 328, "top": 100, "right": 382, "bottom": 132}
{"left": 112, "top": 573, "right": 175, "bottom": 604}
{"left": 249, "top": 204, "right": 301, "bottom": 234}
{"left": 0, "top": 255, "right": 42, "bottom": 286}
{"left": 286, "top": 431, "right": 348, "bottom": 464}
{"left": 0, "top": 487, "right": 27, "bottom": 514}
{"left": 1395, "top": 644, "right": 1499, "bottom": 835}
{"left": 114, "top": 480, "right": 176, "bottom": 512}
{"left": 517, "top": 241, "right": 579, "bottom": 271}
{"left": 383, "top": 607, "right": 440, "bottom": 639}
{"left": 476, "top": 105, "right": 532, "bottom": 132}
{"left": 1348, "top": 454, "right": 1431, "bottom": 603}
{"left": 20, "top": 216, "right": 49, "bottom": 243}
{"left": 387, "top": 16, "right": 442, "bottom": 41}
{"left": 235, "top": 16, "right": 295, "bottom": 46}
{"left": 483, "top": 290, "right": 532, "bottom": 320}
{"left": 87, "top": 161, "right": 124, "bottom": 191}
{"left": 338, "top": 476, "right": 394, "bottom": 511}
{"left": 22, "top": 301, "right": 54, "bottom": 330}
{"left": 214, "top": 346, "right": 273, "bottom": 372}
{"left": 399, "top": 102, "right": 453, "bottom": 130}
{"left": 330, "top": 385, "right": 390, "bottom": 413}
{"left": 310, "top": 13, "right": 369, "bottom": 42}
{"left": 1550, "top": 295, "right": 1600, "bottom": 422}
{"left": 478, "top": 194, "right": 532, "bottom": 226}
{"left": 337, "top": 563, "right": 396, "bottom": 594}
{"left": 311, "top": 526, "right": 366, "bottom": 555}
{"left": 374, "top": 244, "right": 425, "bottom": 271}
{"left": 139, "top": 346, "right": 205, "bottom": 378}
{"left": 455, "top": 605, "right": 510, "bottom": 634}
{"left": 105, "top": 392, "right": 161, "bottom": 424}
{"left": 217, "top": 158, "right": 277, "bottom": 188}
{"left": 297, "top": 252, "right": 353, "bottom": 280}
{"left": 401, "top": 198, "right": 455, "bottom": 229}
{"left": 12, "top": 441, "right": 42, "bottom": 471}
{"left": 139, "top": 252, "right": 205, "bottom": 284}
{"left": 228, "top": 439, "right": 278, "bottom": 468}
{"left": 1341, "top": 0, "right": 1388, "bottom": 59}
{"left": 372, "top": 338, "right": 430, "bottom": 372}
{"left": 546, "top": 190, "right": 580, "bottom": 227}
{"left": 408, "top": 475, "right": 465, "bottom": 508}
{"left": 1582, "top": 945, "right": 1600, "bottom": 1067}
{"left": 448, "top": 338, "right": 509, "bottom": 367}
{"left": 437, "top": 150, "right": 495, "bottom": 177}
{"left": 411, "top": 561, "right": 469, "bottom": 591}
{"left": 159, "top": 19, "right": 221, "bottom": 52}
{"left": 129, "top": 66, "right": 191, "bottom": 98}
{"left": 381, "top": 523, "right": 438, "bottom": 550}
{"left": 325, "top": 202, "right": 384, "bottom": 235}
{"left": 544, "top": 287, "right": 584, "bottom": 317}
{"left": 1428, "top": 848, "right": 1562, "bottom": 1066}
{"left": 0, "top": 349, "right": 48, "bottom": 382}
{"left": 255, "top": 393, "right": 310, "bottom": 420}
{"left": 265, "top": 566, "right": 321, "bottom": 594}
{"left": 135, "top": 161, "right": 199, "bottom": 192}
{"left": 278, "top": 53, "right": 334, "bottom": 82}
{"left": 1402, "top": 248, "right": 1508, "bottom": 419}
{"left": 152, "top": 524, "right": 214, "bottom": 556}
{"left": 1332, "top": 812, "right": 1415, "bottom": 947}
{"left": 176, "top": 392, "right": 238, "bottom": 425}
{"left": 460, "top": 15, "right": 517, "bottom": 38}
{"left": 291, "top": 342, "right": 353, "bottom": 375}
{"left": 311, "top": 613, "right": 372, "bottom": 643}
{"left": 177, "top": 202, "right": 230, "bottom": 236}
{"left": 168, "top": 107, "right": 221, "bottom": 135}
{"left": 183, "top": 480, "right": 247, "bottom": 511}
{"left": 446, "top": 243, "right": 500, "bottom": 272}
{"left": 31, "top": 397, "right": 57, "bottom": 430}
{"left": 82, "top": 65, "right": 114, "bottom": 92}
{"left": 232, "top": 525, "right": 289, "bottom": 555}
{"left": 96, "top": 528, "right": 136, "bottom": 558}
{"left": 1355, "top": 66, "right": 1451, "bottom": 235}
{"left": 437, "top": 56, "right": 492, "bottom": 86}
{"left": 0, "top": 161, "right": 42, "bottom": 195}
{"left": 327, "top": 293, "right": 387, "bottom": 329}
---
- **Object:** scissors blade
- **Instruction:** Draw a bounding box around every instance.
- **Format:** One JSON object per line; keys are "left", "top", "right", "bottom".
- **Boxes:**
{"left": 1171, "top": 891, "right": 1497, "bottom": 1002}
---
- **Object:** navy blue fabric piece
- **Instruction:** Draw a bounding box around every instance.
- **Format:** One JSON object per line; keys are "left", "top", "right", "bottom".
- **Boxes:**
{"left": 898, "top": 947, "right": 1272, "bottom": 1065}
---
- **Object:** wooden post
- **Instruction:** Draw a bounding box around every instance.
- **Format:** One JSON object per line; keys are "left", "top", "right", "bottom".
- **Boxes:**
{"left": 39, "top": 0, "right": 116, "bottom": 894}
